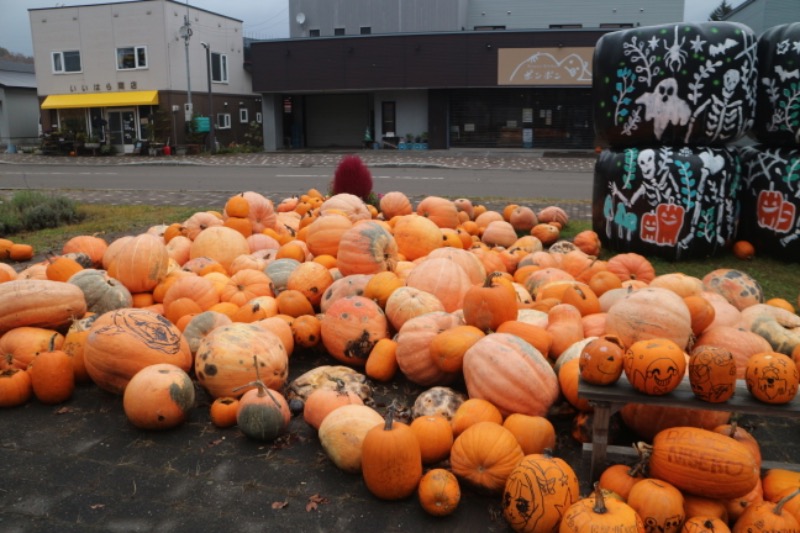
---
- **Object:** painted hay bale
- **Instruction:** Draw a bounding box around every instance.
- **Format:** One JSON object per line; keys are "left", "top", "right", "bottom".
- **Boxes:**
{"left": 753, "top": 23, "right": 800, "bottom": 146}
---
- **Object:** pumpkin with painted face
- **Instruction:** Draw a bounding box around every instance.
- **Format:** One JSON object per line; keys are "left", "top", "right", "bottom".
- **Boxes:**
{"left": 623, "top": 338, "right": 686, "bottom": 396}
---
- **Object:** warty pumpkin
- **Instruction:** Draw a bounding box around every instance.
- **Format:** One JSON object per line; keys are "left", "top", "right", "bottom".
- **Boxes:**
{"left": 320, "top": 295, "right": 388, "bottom": 367}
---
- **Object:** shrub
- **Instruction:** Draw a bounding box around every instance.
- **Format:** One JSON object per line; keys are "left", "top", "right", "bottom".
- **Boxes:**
{"left": 1, "top": 191, "right": 84, "bottom": 234}
{"left": 330, "top": 155, "right": 373, "bottom": 201}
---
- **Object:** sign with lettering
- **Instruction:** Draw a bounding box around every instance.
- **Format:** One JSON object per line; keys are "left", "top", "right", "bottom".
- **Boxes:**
{"left": 498, "top": 47, "right": 593, "bottom": 86}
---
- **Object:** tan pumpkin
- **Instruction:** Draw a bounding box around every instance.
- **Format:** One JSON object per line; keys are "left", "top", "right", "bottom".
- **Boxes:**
{"left": 395, "top": 311, "right": 462, "bottom": 386}
{"left": 84, "top": 308, "right": 192, "bottom": 395}
{"left": 384, "top": 286, "right": 446, "bottom": 331}
{"left": 462, "top": 332, "right": 559, "bottom": 417}
{"left": 317, "top": 404, "right": 384, "bottom": 473}
{"left": 302, "top": 383, "right": 364, "bottom": 430}
{"left": 0, "top": 280, "right": 87, "bottom": 335}
{"left": 606, "top": 287, "right": 693, "bottom": 350}
{"left": 189, "top": 226, "right": 251, "bottom": 273}
{"left": 105, "top": 234, "right": 170, "bottom": 294}
{"left": 417, "top": 195, "right": 459, "bottom": 229}
{"left": 694, "top": 326, "right": 772, "bottom": 379}
{"left": 379, "top": 191, "right": 413, "bottom": 220}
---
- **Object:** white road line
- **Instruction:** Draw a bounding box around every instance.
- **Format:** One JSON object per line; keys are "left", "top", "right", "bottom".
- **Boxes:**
{"left": 275, "top": 174, "right": 444, "bottom": 180}
{"left": 275, "top": 174, "right": 328, "bottom": 178}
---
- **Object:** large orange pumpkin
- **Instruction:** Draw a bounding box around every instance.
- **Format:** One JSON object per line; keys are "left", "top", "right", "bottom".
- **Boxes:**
{"left": 606, "top": 287, "right": 693, "bottom": 350}
{"left": 405, "top": 257, "right": 471, "bottom": 313}
{"left": 106, "top": 234, "right": 170, "bottom": 294}
{"left": 395, "top": 311, "right": 462, "bottom": 386}
{"left": 462, "top": 333, "right": 559, "bottom": 417}
{"left": 336, "top": 220, "right": 398, "bottom": 276}
{"left": 194, "top": 322, "right": 288, "bottom": 398}
{"left": 0, "top": 280, "right": 87, "bottom": 335}
{"left": 84, "top": 308, "right": 192, "bottom": 394}
{"left": 320, "top": 296, "right": 388, "bottom": 367}
{"left": 450, "top": 421, "right": 524, "bottom": 493}
{"left": 647, "top": 426, "right": 760, "bottom": 500}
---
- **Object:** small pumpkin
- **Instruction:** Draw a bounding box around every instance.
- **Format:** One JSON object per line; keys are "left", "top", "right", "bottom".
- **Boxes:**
{"left": 744, "top": 351, "right": 799, "bottom": 405}
{"left": 411, "top": 386, "right": 466, "bottom": 420}
{"left": 682, "top": 516, "right": 730, "bottom": 533}
{"left": 320, "top": 295, "right": 389, "bottom": 367}
{"left": 623, "top": 338, "right": 687, "bottom": 396}
{"left": 410, "top": 414, "right": 454, "bottom": 465}
{"left": 598, "top": 462, "right": 647, "bottom": 501}
{"left": 361, "top": 407, "right": 423, "bottom": 500}
{"left": 560, "top": 482, "right": 644, "bottom": 533}
{"left": 579, "top": 334, "right": 626, "bottom": 386}
{"left": 732, "top": 489, "right": 800, "bottom": 533}
{"left": 462, "top": 273, "right": 518, "bottom": 332}
{"left": 450, "top": 397, "right": 503, "bottom": 438}
{"left": 364, "top": 337, "right": 398, "bottom": 382}
{"left": 688, "top": 345, "right": 737, "bottom": 403}
{"left": 417, "top": 468, "right": 461, "bottom": 517}
{"left": 502, "top": 414, "right": 556, "bottom": 456}
{"left": 0, "top": 367, "right": 33, "bottom": 407}
{"left": 123, "top": 363, "right": 195, "bottom": 430}
{"left": 317, "top": 404, "right": 384, "bottom": 474}
{"left": 302, "top": 379, "right": 364, "bottom": 430}
{"left": 626, "top": 478, "right": 685, "bottom": 533}
{"left": 234, "top": 356, "right": 291, "bottom": 441}
{"left": 209, "top": 397, "right": 239, "bottom": 428}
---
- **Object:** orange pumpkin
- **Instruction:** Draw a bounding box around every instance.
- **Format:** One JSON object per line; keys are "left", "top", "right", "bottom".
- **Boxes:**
{"left": 320, "top": 295, "right": 389, "bottom": 367}
{"left": 361, "top": 410, "right": 423, "bottom": 500}
{"left": 502, "top": 414, "right": 556, "bottom": 456}
{"left": 122, "top": 363, "right": 195, "bottom": 430}
{"left": 336, "top": 220, "right": 398, "bottom": 276}
{"left": 462, "top": 273, "right": 518, "bottom": 332}
{"left": 626, "top": 478, "right": 685, "bottom": 533}
{"left": 502, "top": 453, "right": 580, "bottom": 531}
{"left": 394, "top": 311, "right": 461, "bottom": 386}
{"left": 417, "top": 468, "right": 461, "bottom": 517}
{"left": 302, "top": 385, "right": 364, "bottom": 430}
{"left": 647, "top": 426, "right": 760, "bottom": 500}
{"left": 429, "top": 325, "right": 485, "bottom": 373}
{"left": 599, "top": 462, "right": 647, "bottom": 501}
{"left": 209, "top": 397, "right": 239, "bottom": 428}
{"left": 606, "top": 287, "right": 693, "bottom": 350}
{"left": 410, "top": 414, "right": 454, "bottom": 465}
{"left": 606, "top": 252, "right": 655, "bottom": 283}
{"left": 624, "top": 338, "right": 686, "bottom": 395}
{"left": 0, "top": 367, "right": 33, "bottom": 407}
{"left": 579, "top": 334, "right": 626, "bottom": 386}
{"left": 744, "top": 352, "right": 799, "bottom": 405}
{"left": 688, "top": 345, "right": 736, "bottom": 403}
{"left": 560, "top": 482, "right": 644, "bottom": 533}
{"left": 450, "top": 397, "right": 503, "bottom": 437}
{"left": 450, "top": 421, "right": 524, "bottom": 493}
{"left": 83, "top": 309, "right": 192, "bottom": 395}
{"left": 28, "top": 336, "right": 74, "bottom": 405}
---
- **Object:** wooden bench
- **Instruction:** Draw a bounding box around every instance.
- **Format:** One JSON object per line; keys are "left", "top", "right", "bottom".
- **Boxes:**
{"left": 578, "top": 377, "right": 800, "bottom": 481}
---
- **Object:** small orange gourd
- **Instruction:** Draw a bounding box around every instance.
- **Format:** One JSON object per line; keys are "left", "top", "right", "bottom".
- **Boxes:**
{"left": 209, "top": 397, "right": 240, "bottom": 428}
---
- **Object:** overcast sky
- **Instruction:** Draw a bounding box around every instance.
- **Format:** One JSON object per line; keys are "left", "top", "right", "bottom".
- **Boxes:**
{"left": 1, "top": 0, "right": 743, "bottom": 57}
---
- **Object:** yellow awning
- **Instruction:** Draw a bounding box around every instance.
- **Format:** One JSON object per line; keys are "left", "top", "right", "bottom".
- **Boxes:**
{"left": 41, "top": 90, "right": 159, "bottom": 109}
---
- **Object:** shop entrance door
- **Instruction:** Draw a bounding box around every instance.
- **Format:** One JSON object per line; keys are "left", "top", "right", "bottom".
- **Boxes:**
{"left": 107, "top": 109, "right": 136, "bottom": 154}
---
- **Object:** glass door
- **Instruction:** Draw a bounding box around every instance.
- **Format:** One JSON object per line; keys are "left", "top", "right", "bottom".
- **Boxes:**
{"left": 107, "top": 109, "right": 137, "bottom": 153}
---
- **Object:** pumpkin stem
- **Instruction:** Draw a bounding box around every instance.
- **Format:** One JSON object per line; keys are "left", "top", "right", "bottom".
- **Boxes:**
{"left": 231, "top": 356, "right": 283, "bottom": 409}
{"left": 484, "top": 271, "right": 503, "bottom": 288}
{"left": 774, "top": 488, "right": 800, "bottom": 516}
{"left": 728, "top": 419, "right": 739, "bottom": 438}
{"left": 48, "top": 333, "right": 59, "bottom": 352}
{"left": 591, "top": 482, "right": 608, "bottom": 515}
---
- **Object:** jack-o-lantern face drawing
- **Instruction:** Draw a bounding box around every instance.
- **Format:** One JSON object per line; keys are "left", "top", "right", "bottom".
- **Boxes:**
{"left": 757, "top": 364, "right": 788, "bottom": 401}
{"left": 745, "top": 352, "right": 800, "bottom": 405}
{"left": 655, "top": 203, "right": 685, "bottom": 245}
{"left": 643, "top": 357, "right": 681, "bottom": 394}
{"left": 624, "top": 339, "right": 687, "bottom": 396}
{"left": 640, "top": 212, "right": 659, "bottom": 242}
{"left": 758, "top": 189, "right": 784, "bottom": 229}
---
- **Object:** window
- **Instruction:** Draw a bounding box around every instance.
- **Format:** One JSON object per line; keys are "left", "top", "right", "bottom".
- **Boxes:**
{"left": 256, "top": 112, "right": 262, "bottom": 124}
{"left": 360, "top": 27, "right": 371, "bottom": 35}
{"left": 239, "top": 108, "right": 249, "bottom": 123}
{"left": 381, "top": 101, "right": 396, "bottom": 137}
{"left": 211, "top": 52, "right": 228, "bottom": 83}
{"left": 309, "top": 29, "right": 320, "bottom": 37}
{"left": 52, "top": 50, "right": 81, "bottom": 73}
{"left": 334, "top": 27, "right": 345, "bottom": 36}
{"left": 116, "top": 46, "right": 147, "bottom": 70}
{"left": 217, "top": 113, "right": 231, "bottom": 129}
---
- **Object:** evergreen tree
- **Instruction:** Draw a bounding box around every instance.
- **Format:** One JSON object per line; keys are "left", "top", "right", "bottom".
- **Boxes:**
{"left": 709, "top": 0, "right": 734, "bottom": 21}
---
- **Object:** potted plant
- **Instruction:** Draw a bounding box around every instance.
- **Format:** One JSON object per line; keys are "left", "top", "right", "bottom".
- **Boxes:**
{"left": 84, "top": 134, "right": 101, "bottom": 149}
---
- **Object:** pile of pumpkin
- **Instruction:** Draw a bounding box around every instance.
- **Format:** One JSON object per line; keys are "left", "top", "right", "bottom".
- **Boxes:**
{"left": 0, "top": 237, "right": 35, "bottom": 264}
{"left": 2, "top": 188, "right": 800, "bottom": 531}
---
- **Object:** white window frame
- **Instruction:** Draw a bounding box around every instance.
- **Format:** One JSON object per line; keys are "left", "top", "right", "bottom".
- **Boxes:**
{"left": 211, "top": 52, "right": 228, "bottom": 83}
{"left": 52, "top": 50, "right": 82, "bottom": 73}
{"left": 116, "top": 46, "right": 148, "bottom": 70}
{"left": 256, "top": 112, "right": 262, "bottom": 124}
{"left": 239, "top": 108, "right": 249, "bottom": 123}
{"left": 217, "top": 113, "right": 231, "bottom": 129}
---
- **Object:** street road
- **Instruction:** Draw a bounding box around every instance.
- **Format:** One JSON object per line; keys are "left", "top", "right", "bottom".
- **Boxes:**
{"left": 0, "top": 164, "right": 592, "bottom": 200}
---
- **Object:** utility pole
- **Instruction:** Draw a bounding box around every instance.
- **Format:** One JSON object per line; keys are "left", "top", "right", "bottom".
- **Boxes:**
{"left": 201, "top": 42, "right": 215, "bottom": 154}
{"left": 179, "top": 13, "right": 193, "bottom": 116}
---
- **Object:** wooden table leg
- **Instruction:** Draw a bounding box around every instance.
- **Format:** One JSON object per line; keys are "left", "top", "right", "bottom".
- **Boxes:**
{"left": 590, "top": 401, "right": 612, "bottom": 482}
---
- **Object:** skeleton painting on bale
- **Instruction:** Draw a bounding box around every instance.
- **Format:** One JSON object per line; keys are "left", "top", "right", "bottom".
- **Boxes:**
{"left": 738, "top": 147, "right": 800, "bottom": 260}
{"left": 593, "top": 22, "right": 757, "bottom": 148}
{"left": 593, "top": 147, "right": 741, "bottom": 260}
{"left": 753, "top": 23, "right": 800, "bottom": 146}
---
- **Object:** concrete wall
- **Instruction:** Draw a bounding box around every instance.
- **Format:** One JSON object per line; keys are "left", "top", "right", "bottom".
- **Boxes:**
{"left": 374, "top": 90, "right": 428, "bottom": 141}
{"left": 1, "top": 88, "right": 41, "bottom": 145}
